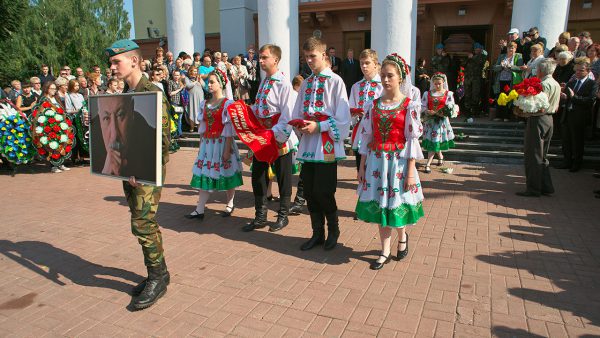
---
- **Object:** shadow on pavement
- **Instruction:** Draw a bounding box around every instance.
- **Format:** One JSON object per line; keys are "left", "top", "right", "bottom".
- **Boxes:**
{"left": 0, "top": 240, "right": 143, "bottom": 293}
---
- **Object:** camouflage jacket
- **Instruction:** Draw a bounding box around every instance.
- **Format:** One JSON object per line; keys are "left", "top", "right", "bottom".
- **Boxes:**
{"left": 464, "top": 54, "right": 486, "bottom": 78}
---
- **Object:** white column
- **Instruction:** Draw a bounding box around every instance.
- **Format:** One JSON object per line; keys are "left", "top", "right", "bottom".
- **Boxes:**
{"left": 371, "top": 0, "right": 418, "bottom": 75}
{"left": 220, "top": 0, "right": 257, "bottom": 56}
{"left": 166, "top": 0, "right": 195, "bottom": 55}
{"left": 193, "top": 0, "right": 205, "bottom": 54}
{"left": 511, "top": 0, "right": 570, "bottom": 48}
{"left": 257, "top": 0, "right": 299, "bottom": 77}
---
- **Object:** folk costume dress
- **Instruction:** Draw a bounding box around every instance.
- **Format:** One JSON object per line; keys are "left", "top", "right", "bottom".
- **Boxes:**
{"left": 349, "top": 75, "right": 383, "bottom": 169}
{"left": 421, "top": 90, "right": 456, "bottom": 152}
{"left": 356, "top": 98, "right": 425, "bottom": 227}
{"left": 190, "top": 98, "right": 243, "bottom": 191}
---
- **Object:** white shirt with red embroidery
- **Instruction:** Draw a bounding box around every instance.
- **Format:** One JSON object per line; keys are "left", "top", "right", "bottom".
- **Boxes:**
{"left": 252, "top": 70, "right": 296, "bottom": 147}
{"left": 349, "top": 75, "right": 383, "bottom": 150}
{"left": 291, "top": 67, "right": 351, "bottom": 163}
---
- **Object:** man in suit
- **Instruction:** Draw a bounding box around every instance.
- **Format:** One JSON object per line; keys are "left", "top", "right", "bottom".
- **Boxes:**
{"left": 340, "top": 49, "right": 361, "bottom": 96}
{"left": 560, "top": 57, "right": 598, "bottom": 172}
{"left": 328, "top": 47, "right": 342, "bottom": 74}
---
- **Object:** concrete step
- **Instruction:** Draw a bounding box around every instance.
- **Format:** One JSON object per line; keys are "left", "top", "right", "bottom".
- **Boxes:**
{"left": 452, "top": 126, "right": 525, "bottom": 137}
{"left": 452, "top": 121, "right": 525, "bottom": 130}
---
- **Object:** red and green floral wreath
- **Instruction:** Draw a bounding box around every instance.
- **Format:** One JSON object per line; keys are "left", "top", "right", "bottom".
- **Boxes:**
{"left": 30, "top": 101, "right": 75, "bottom": 165}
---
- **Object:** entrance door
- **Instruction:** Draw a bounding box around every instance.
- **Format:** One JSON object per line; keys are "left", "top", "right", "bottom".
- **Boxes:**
{"left": 344, "top": 31, "right": 366, "bottom": 55}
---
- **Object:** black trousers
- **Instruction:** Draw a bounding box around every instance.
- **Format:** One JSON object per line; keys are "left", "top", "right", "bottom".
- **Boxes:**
{"left": 561, "top": 110, "right": 586, "bottom": 167}
{"left": 294, "top": 175, "right": 305, "bottom": 203}
{"left": 252, "top": 152, "right": 292, "bottom": 199}
{"left": 354, "top": 153, "right": 362, "bottom": 172}
{"left": 300, "top": 162, "right": 337, "bottom": 214}
{"left": 524, "top": 115, "right": 554, "bottom": 194}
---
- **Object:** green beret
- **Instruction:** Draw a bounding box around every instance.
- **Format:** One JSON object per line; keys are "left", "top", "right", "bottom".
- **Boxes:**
{"left": 105, "top": 39, "right": 139, "bottom": 57}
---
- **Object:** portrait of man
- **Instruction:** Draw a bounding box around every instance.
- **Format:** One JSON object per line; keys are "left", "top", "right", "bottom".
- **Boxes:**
{"left": 89, "top": 92, "right": 162, "bottom": 185}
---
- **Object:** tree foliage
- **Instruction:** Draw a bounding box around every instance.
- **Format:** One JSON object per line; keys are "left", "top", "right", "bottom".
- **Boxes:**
{"left": 0, "top": 0, "right": 131, "bottom": 85}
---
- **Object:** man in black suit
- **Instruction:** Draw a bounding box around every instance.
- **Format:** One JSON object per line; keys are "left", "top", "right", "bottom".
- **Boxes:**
{"left": 328, "top": 47, "right": 342, "bottom": 74}
{"left": 560, "top": 58, "right": 598, "bottom": 172}
{"left": 340, "top": 49, "right": 361, "bottom": 96}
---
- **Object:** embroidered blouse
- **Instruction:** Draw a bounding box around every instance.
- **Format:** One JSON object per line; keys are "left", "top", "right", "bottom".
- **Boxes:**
{"left": 196, "top": 98, "right": 235, "bottom": 139}
{"left": 359, "top": 99, "right": 424, "bottom": 159}
{"left": 252, "top": 71, "right": 295, "bottom": 144}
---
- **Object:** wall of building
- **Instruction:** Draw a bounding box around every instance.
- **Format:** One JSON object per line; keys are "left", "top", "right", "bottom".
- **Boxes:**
{"left": 205, "top": 0, "right": 221, "bottom": 34}
{"left": 133, "top": 0, "right": 167, "bottom": 39}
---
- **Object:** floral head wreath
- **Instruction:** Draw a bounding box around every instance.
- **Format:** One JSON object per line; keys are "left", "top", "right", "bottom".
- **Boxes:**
{"left": 213, "top": 68, "right": 228, "bottom": 89}
{"left": 431, "top": 72, "right": 447, "bottom": 83}
{"left": 384, "top": 53, "right": 410, "bottom": 79}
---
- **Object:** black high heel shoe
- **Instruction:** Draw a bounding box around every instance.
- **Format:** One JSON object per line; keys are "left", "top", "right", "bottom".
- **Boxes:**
{"left": 222, "top": 205, "right": 235, "bottom": 217}
{"left": 370, "top": 254, "right": 391, "bottom": 270}
{"left": 396, "top": 233, "right": 409, "bottom": 261}
{"left": 185, "top": 209, "right": 205, "bottom": 220}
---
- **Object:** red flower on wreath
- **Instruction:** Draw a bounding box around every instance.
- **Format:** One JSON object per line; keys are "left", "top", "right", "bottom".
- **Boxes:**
{"left": 57, "top": 108, "right": 64, "bottom": 113}
{"left": 316, "top": 88, "right": 324, "bottom": 94}
{"left": 43, "top": 126, "right": 51, "bottom": 133}
{"left": 37, "top": 148, "right": 46, "bottom": 155}
{"left": 48, "top": 132, "right": 57, "bottom": 139}
{"left": 315, "top": 100, "right": 324, "bottom": 107}
{"left": 503, "top": 84, "right": 511, "bottom": 93}
{"left": 48, "top": 117, "right": 56, "bottom": 124}
{"left": 68, "top": 133, "right": 74, "bottom": 140}
{"left": 51, "top": 153, "right": 60, "bottom": 159}
{"left": 65, "top": 145, "right": 72, "bottom": 153}
{"left": 52, "top": 125, "right": 61, "bottom": 132}
{"left": 66, "top": 120, "right": 72, "bottom": 126}
{"left": 42, "top": 102, "right": 51, "bottom": 108}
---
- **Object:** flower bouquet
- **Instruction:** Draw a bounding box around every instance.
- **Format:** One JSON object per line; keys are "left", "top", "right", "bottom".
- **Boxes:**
{"left": 512, "top": 77, "right": 549, "bottom": 116}
{"left": 0, "top": 100, "right": 35, "bottom": 165}
{"left": 497, "top": 84, "right": 519, "bottom": 107}
{"left": 455, "top": 66, "right": 465, "bottom": 100}
{"left": 30, "top": 101, "right": 75, "bottom": 166}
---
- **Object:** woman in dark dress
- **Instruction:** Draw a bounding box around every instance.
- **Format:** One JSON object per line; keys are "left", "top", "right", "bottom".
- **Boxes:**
{"left": 415, "top": 58, "right": 430, "bottom": 95}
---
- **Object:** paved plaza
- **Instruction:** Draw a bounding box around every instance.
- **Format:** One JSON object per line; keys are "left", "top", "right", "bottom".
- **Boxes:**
{"left": 1, "top": 149, "right": 600, "bottom": 337}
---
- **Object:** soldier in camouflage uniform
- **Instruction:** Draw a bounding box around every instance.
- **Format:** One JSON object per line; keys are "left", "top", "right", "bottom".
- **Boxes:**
{"left": 105, "top": 39, "right": 171, "bottom": 310}
{"left": 431, "top": 43, "right": 450, "bottom": 76}
{"left": 464, "top": 43, "right": 487, "bottom": 117}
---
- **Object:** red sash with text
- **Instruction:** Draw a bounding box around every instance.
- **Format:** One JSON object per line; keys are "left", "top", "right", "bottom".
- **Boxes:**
{"left": 226, "top": 100, "right": 279, "bottom": 164}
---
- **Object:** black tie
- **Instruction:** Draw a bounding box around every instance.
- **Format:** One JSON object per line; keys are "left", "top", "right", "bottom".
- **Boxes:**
{"left": 574, "top": 80, "right": 582, "bottom": 93}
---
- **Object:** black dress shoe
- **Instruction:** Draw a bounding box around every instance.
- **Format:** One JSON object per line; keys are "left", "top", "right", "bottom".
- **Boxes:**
{"left": 184, "top": 210, "right": 205, "bottom": 220}
{"left": 370, "top": 254, "right": 391, "bottom": 270}
{"left": 396, "top": 233, "right": 409, "bottom": 261}
{"left": 288, "top": 202, "right": 304, "bottom": 215}
{"left": 269, "top": 216, "right": 289, "bottom": 232}
{"left": 222, "top": 205, "right": 235, "bottom": 217}
{"left": 516, "top": 191, "right": 541, "bottom": 197}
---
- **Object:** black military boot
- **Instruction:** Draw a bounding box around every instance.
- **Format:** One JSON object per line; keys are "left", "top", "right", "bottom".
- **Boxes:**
{"left": 288, "top": 197, "right": 305, "bottom": 215}
{"left": 131, "top": 260, "right": 170, "bottom": 297}
{"left": 324, "top": 211, "right": 340, "bottom": 250}
{"left": 270, "top": 196, "right": 290, "bottom": 232}
{"left": 242, "top": 196, "right": 268, "bottom": 232}
{"left": 131, "top": 265, "right": 168, "bottom": 310}
{"left": 300, "top": 212, "right": 325, "bottom": 250}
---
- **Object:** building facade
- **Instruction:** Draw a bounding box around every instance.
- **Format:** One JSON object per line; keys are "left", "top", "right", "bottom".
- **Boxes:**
{"left": 133, "top": 0, "right": 600, "bottom": 74}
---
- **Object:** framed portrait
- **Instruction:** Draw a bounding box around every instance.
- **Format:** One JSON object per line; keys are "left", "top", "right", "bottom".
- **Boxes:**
{"left": 88, "top": 92, "right": 163, "bottom": 186}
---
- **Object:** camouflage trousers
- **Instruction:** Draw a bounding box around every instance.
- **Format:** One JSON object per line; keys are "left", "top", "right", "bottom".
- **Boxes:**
{"left": 464, "top": 77, "right": 482, "bottom": 115}
{"left": 122, "top": 166, "right": 166, "bottom": 267}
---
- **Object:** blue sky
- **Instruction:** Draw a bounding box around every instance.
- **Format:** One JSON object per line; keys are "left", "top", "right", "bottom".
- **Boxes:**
{"left": 124, "top": 0, "right": 135, "bottom": 39}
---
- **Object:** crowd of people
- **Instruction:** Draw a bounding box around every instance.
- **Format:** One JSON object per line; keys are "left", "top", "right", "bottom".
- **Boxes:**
{"left": 1, "top": 23, "right": 599, "bottom": 310}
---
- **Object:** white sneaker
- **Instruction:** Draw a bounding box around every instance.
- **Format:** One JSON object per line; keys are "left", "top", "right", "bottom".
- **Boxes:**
{"left": 51, "top": 167, "right": 62, "bottom": 173}
{"left": 59, "top": 165, "right": 70, "bottom": 171}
